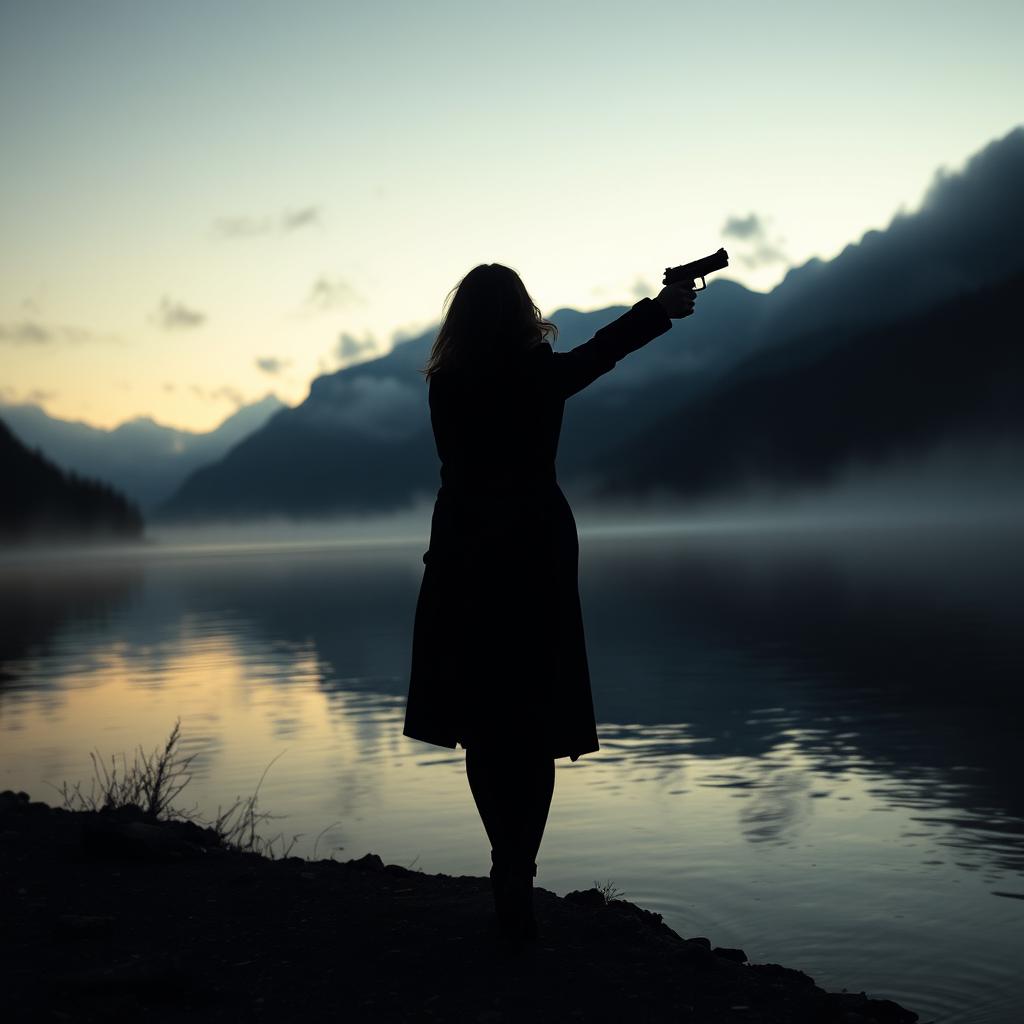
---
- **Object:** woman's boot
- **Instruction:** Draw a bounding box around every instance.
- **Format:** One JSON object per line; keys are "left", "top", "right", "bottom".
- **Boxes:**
{"left": 489, "top": 850, "right": 538, "bottom": 946}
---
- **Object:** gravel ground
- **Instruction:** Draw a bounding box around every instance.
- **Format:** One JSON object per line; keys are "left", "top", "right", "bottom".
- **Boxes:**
{"left": 0, "top": 791, "right": 920, "bottom": 1023}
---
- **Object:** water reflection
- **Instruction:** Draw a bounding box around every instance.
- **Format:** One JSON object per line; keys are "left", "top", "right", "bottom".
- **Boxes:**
{"left": 0, "top": 526, "right": 1022, "bottom": 1022}
{"left": 0, "top": 560, "right": 143, "bottom": 694}
{"left": 583, "top": 528, "right": 1024, "bottom": 869}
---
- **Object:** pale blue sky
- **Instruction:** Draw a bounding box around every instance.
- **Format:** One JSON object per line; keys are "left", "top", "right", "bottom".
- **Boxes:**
{"left": 2, "top": 0, "right": 1022, "bottom": 429}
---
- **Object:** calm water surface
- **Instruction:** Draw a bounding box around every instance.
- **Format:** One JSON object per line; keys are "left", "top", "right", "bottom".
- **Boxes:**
{"left": 2, "top": 522, "right": 1023, "bottom": 1023}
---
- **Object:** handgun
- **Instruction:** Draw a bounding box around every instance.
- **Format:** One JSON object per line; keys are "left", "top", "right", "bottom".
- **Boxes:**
{"left": 662, "top": 248, "right": 729, "bottom": 291}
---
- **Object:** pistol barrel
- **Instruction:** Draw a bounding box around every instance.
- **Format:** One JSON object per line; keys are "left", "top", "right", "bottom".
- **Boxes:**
{"left": 663, "top": 247, "right": 730, "bottom": 289}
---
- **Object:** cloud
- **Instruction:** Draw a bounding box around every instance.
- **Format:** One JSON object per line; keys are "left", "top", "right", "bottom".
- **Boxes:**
{"left": 335, "top": 332, "right": 378, "bottom": 362}
{"left": 213, "top": 215, "right": 273, "bottom": 238}
{"left": 213, "top": 386, "right": 244, "bottom": 407}
{"left": 282, "top": 206, "right": 320, "bottom": 231}
{"left": 213, "top": 206, "right": 322, "bottom": 239}
{"left": 189, "top": 384, "right": 245, "bottom": 407}
{"left": 0, "top": 384, "right": 57, "bottom": 406}
{"left": 631, "top": 277, "right": 653, "bottom": 299}
{"left": 737, "top": 243, "right": 788, "bottom": 269}
{"left": 154, "top": 297, "right": 206, "bottom": 330}
{"left": 307, "top": 275, "right": 362, "bottom": 310}
{"left": 722, "top": 213, "right": 765, "bottom": 241}
{"left": 721, "top": 211, "right": 789, "bottom": 268}
{"left": 255, "top": 356, "right": 290, "bottom": 375}
{"left": 0, "top": 321, "right": 103, "bottom": 344}
{"left": 0, "top": 321, "right": 51, "bottom": 344}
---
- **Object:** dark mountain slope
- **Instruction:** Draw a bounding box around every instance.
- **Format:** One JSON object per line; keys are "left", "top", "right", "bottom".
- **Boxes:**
{"left": 751, "top": 126, "right": 1024, "bottom": 346}
{"left": 0, "top": 394, "right": 284, "bottom": 511}
{"left": 156, "top": 285, "right": 764, "bottom": 522}
{"left": 596, "top": 272, "right": 1024, "bottom": 500}
{"left": 0, "top": 420, "right": 144, "bottom": 542}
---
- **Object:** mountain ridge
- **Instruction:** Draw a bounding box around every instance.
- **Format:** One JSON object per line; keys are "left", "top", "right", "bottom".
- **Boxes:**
{"left": 0, "top": 393, "right": 285, "bottom": 512}
{"left": 593, "top": 270, "right": 1024, "bottom": 502}
{"left": 158, "top": 125, "right": 1024, "bottom": 522}
{"left": 0, "top": 419, "right": 144, "bottom": 543}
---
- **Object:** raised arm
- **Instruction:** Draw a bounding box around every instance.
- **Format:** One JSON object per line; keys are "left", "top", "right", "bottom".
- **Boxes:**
{"left": 548, "top": 285, "right": 696, "bottom": 399}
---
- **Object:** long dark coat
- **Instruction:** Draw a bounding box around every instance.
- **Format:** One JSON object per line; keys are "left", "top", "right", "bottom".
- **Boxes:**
{"left": 402, "top": 297, "right": 672, "bottom": 761}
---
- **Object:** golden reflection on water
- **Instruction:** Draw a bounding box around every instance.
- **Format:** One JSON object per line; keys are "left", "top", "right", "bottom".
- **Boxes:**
{"left": 3, "top": 622, "right": 1023, "bottom": 1024}
{"left": 3, "top": 615, "right": 889, "bottom": 871}
{"left": 0, "top": 622, "right": 1001, "bottom": 889}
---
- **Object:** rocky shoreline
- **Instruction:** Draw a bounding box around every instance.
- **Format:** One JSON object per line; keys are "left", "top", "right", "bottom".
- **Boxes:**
{"left": 1, "top": 791, "right": 919, "bottom": 1023}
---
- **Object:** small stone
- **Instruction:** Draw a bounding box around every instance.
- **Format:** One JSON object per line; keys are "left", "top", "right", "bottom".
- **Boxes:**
{"left": 0, "top": 791, "right": 31, "bottom": 817}
{"left": 678, "top": 941, "right": 715, "bottom": 968}
{"left": 349, "top": 852, "right": 385, "bottom": 871}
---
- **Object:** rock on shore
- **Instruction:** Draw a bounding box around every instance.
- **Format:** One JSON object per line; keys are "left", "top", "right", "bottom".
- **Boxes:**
{"left": 0, "top": 791, "right": 918, "bottom": 1023}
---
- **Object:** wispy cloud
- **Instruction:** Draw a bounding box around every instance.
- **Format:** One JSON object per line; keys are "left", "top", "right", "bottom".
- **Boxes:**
{"left": 214, "top": 386, "right": 244, "bottom": 407}
{"left": 189, "top": 384, "right": 245, "bottom": 407}
{"left": 189, "top": 385, "right": 244, "bottom": 407}
{"left": 307, "top": 275, "right": 363, "bottom": 310}
{"left": 722, "top": 213, "right": 765, "bottom": 241}
{"left": 740, "top": 242, "right": 787, "bottom": 268}
{"left": 154, "top": 297, "right": 206, "bottom": 330}
{"left": 721, "top": 211, "right": 789, "bottom": 268}
{"left": 0, "top": 385, "right": 56, "bottom": 405}
{"left": 213, "top": 205, "right": 322, "bottom": 239}
{"left": 0, "top": 321, "right": 51, "bottom": 344}
{"left": 335, "top": 332, "right": 378, "bottom": 362}
{"left": 0, "top": 321, "right": 105, "bottom": 344}
{"left": 213, "top": 215, "right": 273, "bottom": 238}
{"left": 282, "top": 206, "right": 319, "bottom": 231}
{"left": 255, "top": 356, "right": 290, "bottom": 375}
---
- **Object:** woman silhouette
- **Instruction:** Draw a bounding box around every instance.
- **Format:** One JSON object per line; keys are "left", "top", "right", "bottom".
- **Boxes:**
{"left": 403, "top": 264, "right": 696, "bottom": 945}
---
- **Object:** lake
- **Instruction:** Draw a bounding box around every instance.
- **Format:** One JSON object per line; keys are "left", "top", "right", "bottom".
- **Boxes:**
{"left": 2, "top": 518, "right": 1022, "bottom": 1023}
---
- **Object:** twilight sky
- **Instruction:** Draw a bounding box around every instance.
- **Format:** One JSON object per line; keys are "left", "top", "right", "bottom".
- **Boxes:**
{"left": 1, "top": 0, "right": 1022, "bottom": 432}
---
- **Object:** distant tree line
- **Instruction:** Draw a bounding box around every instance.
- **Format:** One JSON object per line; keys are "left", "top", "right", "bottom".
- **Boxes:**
{"left": 1, "top": 419, "right": 144, "bottom": 543}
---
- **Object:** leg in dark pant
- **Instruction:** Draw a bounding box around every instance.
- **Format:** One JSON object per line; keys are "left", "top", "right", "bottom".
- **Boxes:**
{"left": 465, "top": 746, "right": 555, "bottom": 871}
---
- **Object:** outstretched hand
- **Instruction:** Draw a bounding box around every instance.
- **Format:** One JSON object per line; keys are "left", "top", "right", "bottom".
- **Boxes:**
{"left": 654, "top": 283, "right": 697, "bottom": 319}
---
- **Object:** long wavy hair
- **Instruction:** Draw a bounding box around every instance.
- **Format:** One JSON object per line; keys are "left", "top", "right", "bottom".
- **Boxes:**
{"left": 422, "top": 263, "right": 558, "bottom": 379}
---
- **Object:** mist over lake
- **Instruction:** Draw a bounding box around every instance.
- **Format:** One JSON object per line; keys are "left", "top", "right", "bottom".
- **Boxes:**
{"left": 2, "top": 513, "right": 1022, "bottom": 1024}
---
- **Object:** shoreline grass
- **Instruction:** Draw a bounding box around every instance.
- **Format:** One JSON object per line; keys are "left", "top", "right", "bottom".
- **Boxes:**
{"left": 47, "top": 719, "right": 305, "bottom": 859}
